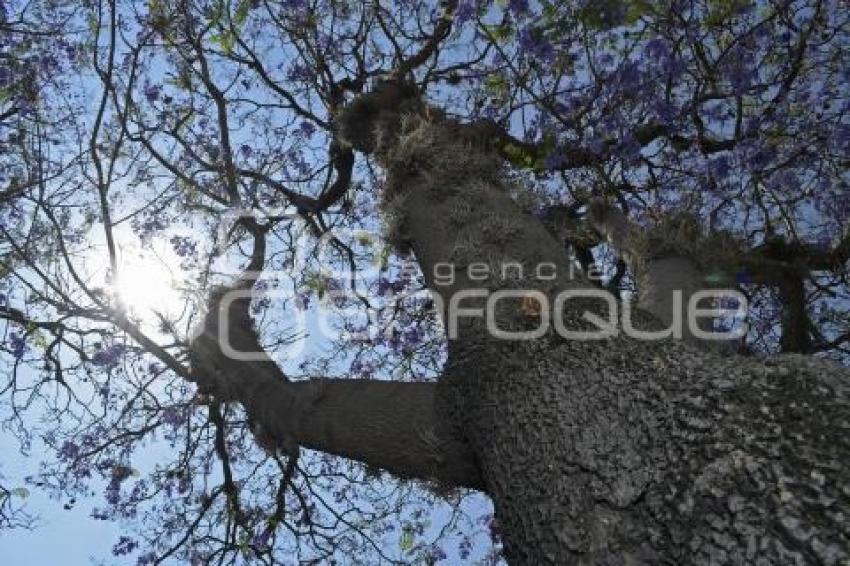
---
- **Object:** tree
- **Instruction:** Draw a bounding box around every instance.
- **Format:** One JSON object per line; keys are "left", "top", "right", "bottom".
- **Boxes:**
{"left": 1, "top": 0, "right": 848, "bottom": 563}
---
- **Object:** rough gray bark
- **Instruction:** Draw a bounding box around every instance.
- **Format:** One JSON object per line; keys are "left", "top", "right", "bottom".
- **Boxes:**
{"left": 193, "top": 84, "right": 850, "bottom": 564}
{"left": 334, "top": 84, "right": 850, "bottom": 564}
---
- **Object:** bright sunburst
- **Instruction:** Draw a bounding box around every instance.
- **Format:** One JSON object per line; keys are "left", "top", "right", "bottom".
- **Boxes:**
{"left": 110, "top": 240, "right": 186, "bottom": 323}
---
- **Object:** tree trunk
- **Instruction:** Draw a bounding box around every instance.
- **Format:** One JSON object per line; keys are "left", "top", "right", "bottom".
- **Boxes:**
{"left": 194, "top": 87, "right": 850, "bottom": 564}
{"left": 336, "top": 92, "right": 850, "bottom": 564}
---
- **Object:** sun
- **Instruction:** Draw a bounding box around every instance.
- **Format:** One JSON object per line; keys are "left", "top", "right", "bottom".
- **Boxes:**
{"left": 111, "top": 244, "right": 186, "bottom": 323}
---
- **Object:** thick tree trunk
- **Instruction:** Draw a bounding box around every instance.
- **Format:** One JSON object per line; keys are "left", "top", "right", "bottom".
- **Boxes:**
{"left": 194, "top": 86, "right": 850, "bottom": 564}
{"left": 334, "top": 92, "right": 850, "bottom": 564}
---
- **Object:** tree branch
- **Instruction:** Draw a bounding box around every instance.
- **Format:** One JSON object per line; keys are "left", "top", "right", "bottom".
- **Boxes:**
{"left": 188, "top": 219, "right": 482, "bottom": 490}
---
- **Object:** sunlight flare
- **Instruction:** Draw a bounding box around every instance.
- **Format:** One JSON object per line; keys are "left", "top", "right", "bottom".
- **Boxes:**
{"left": 110, "top": 242, "right": 186, "bottom": 322}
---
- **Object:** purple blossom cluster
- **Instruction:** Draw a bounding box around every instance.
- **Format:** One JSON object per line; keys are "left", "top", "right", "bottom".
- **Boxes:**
{"left": 376, "top": 276, "right": 408, "bottom": 297}
{"left": 169, "top": 235, "right": 198, "bottom": 258}
{"left": 131, "top": 213, "right": 169, "bottom": 240}
{"left": 112, "top": 536, "right": 138, "bottom": 556}
{"left": 385, "top": 325, "right": 425, "bottom": 355}
{"left": 454, "top": 1, "right": 475, "bottom": 24}
{"left": 58, "top": 440, "right": 80, "bottom": 461}
{"left": 91, "top": 344, "right": 126, "bottom": 368}
{"left": 349, "top": 358, "right": 376, "bottom": 378}
{"left": 286, "top": 63, "right": 313, "bottom": 82}
{"left": 286, "top": 148, "right": 311, "bottom": 176}
{"left": 143, "top": 83, "right": 161, "bottom": 103}
{"left": 426, "top": 544, "right": 448, "bottom": 562}
{"left": 252, "top": 525, "right": 273, "bottom": 549}
{"left": 322, "top": 277, "right": 347, "bottom": 307}
{"left": 163, "top": 473, "right": 191, "bottom": 497}
{"left": 160, "top": 406, "right": 186, "bottom": 428}
{"left": 7, "top": 331, "right": 26, "bottom": 360}
{"left": 297, "top": 121, "right": 316, "bottom": 138}
{"left": 508, "top": 0, "right": 529, "bottom": 17}
{"left": 517, "top": 27, "right": 555, "bottom": 63}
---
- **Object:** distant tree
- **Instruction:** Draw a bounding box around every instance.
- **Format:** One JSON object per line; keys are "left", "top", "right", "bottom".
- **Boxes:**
{"left": 1, "top": 0, "right": 848, "bottom": 563}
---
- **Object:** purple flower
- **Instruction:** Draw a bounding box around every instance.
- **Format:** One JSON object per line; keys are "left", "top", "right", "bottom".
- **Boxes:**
{"left": 644, "top": 38, "right": 670, "bottom": 60}
{"left": 455, "top": 1, "right": 475, "bottom": 23}
{"left": 616, "top": 133, "right": 641, "bottom": 163}
{"left": 58, "top": 440, "right": 80, "bottom": 460}
{"left": 143, "top": 84, "right": 160, "bottom": 103}
{"left": 402, "top": 327, "right": 423, "bottom": 350}
{"left": 169, "top": 235, "right": 197, "bottom": 258}
{"left": 428, "top": 544, "right": 448, "bottom": 562}
{"left": 748, "top": 147, "right": 775, "bottom": 169}
{"left": 813, "top": 236, "right": 833, "bottom": 252}
{"left": 832, "top": 124, "right": 850, "bottom": 150}
{"left": 298, "top": 121, "right": 316, "bottom": 138}
{"left": 596, "top": 53, "right": 614, "bottom": 68}
{"left": 294, "top": 292, "right": 310, "bottom": 310}
{"left": 105, "top": 478, "right": 121, "bottom": 504}
{"left": 8, "top": 331, "right": 25, "bottom": 359}
{"left": 834, "top": 191, "right": 850, "bottom": 224}
{"left": 91, "top": 344, "right": 126, "bottom": 367}
{"left": 161, "top": 407, "right": 185, "bottom": 427}
{"left": 287, "top": 149, "right": 310, "bottom": 175}
{"left": 0, "top": 65, "right": 11, "bottom": 88}
{"left": 743, "top": 117, "right": 761, "bottom": 136}
{"left": 651, "top": 100, "right": 678, "bottom": 125}
{"left": 286, "top": 63, "right": 312, "bottom": 82}
{"left": 508, "top": 0, "right": 529, "bottom": 17}
{"left": 709, "top": 155, "right": 731, "bottom": 179}
{"left": 205, "top": 144, "right": 220, "bottom": 161}
{"left": 618, "top": 62, "right": 642, "bottom": 89}
{"left": 518, "top": 27, "right": 555, "bottom": 63}
{"left": 459, "top": 537, "right": 473, "bottom": 559}
{"left": 726, "top": 57, "right": 757, "bottom": 95}
{"left": 379, "top": 276, "right": 409, "bottom": 297}
{"left": 132, "top": 213, "right": 168, "bottom": 239}
{"left": 283, "top": 0, "right": 308, "bottom": 11}
{"left": 587, "top": 137, "right": 606, "bottom": 155}
{"left": 544, "top": 150, "right": 568, "bottom": 171}
{"left": 252, "top": 526, "right": 273, "bottom": 549}
{"left": 349, "top": 359, "right": 375, "bottom": 377}
{"left": 112, "top": 536, "right": 138, "bottom": 556}
{"left": 322, "top": 278, "right": 347, "bottom": 307}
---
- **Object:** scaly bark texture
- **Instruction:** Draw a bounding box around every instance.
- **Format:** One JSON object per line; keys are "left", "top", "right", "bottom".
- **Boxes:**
{"left": 332, "top": 83, "right": 850, "bottom": 564}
